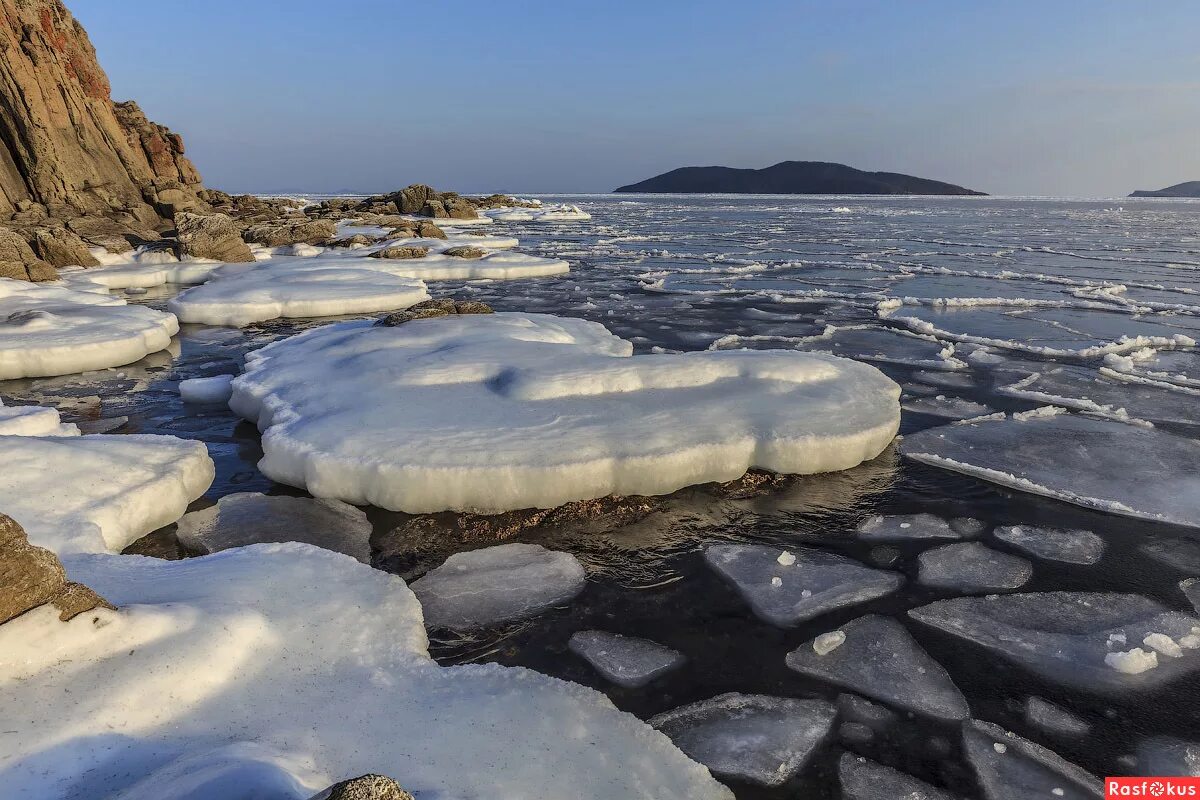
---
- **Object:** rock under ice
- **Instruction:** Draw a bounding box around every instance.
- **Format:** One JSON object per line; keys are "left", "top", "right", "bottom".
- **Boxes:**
{"left": 568, "top": 630, "right": 686, "bottom": 688}
{"left": 410, "top": 543, "right": 587, "bottom": 630}
{"left": 230, "top": 313, "right": 901, "bottom": 513}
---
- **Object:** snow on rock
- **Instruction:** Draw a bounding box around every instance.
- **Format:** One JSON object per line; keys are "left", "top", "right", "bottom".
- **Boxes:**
{"left": 838, "top": 753, "right": 960, "bottom": 800}
{"left": 705, "top": 544, "right": 903, "bottom": 627}
{"left": 963, "top": 719, "right": 1103, "bottom": 800}
{"left": 179, "top": 374, "right": 234, "bottom": 404}
{"left": 167, "top": 262, "right": 431, "bottom": 327}
{"left": 0, "top": 399, "right": 79, "bottom": 436}
{"left": 482, "top": 204, "right": 591, "bottom": 222}
{"left": 568, "top": 630, "right": 686, "bottom": 688}
{"left": 917, "top": 542, "right": 1033, "bottom": 593}
{"left": 649, "top": 693, "right": 836, "bottom": 787}
{"left": 1137, "top": 736, "right": 1200, "bottom": 777}
{"left": 175, "top": 492, "right": 372, "bottom": 563}
{"left": 784, "top": 614, "right": 970, "bottom": 721}
{"left": 900, "top": 412, "right": 1200, "bottom": 528}
{"left": 1024, "top": 697, "right": 1091, "bottom": 739}
{"left": 410, "top": 543, "right": 586, "bottom": 630}
{"left": 909, "top": 592, "right": 1200, "bottom": 692}
{"left": 230, "top": 313, "right": 901, "bottom": 513}
{"left": 0, "top": 434, "right": 213, "bottom": 555}
{"left": 994, "top": 525, "right": 1106, "bottom": 565}
{"left": 0, "top": 545, "right": 732, "bottom": 800}
{"left": 857, "top": 513, "right": 965, "bottom": 542}
{"left": 0, "top": 279, "right": 178, "bottom": 379}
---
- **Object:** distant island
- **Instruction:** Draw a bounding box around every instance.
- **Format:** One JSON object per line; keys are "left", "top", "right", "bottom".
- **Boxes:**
{"left": 1129, "top": 181, "right": 1200, "bottom": 198}
{"left": 615, "top": 160, "right": 986, "bottom": 195}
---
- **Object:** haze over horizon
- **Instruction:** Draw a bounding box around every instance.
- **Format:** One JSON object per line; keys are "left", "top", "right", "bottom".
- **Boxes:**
{"left": 74, "top": 0, "right": 1200, "bottom": 197}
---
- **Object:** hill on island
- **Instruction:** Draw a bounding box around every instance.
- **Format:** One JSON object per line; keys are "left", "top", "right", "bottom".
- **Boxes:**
{"left": 615, "top": 160, "right": 986, "bottom": 195}
{"left": 1129, "top": 181, "right": 1200, "bottom": 198}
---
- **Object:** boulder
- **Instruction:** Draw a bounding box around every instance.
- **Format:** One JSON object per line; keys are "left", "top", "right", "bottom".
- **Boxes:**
{"left": 29, "top": 227, "right": 100, "bottom": 267}
{"left": 311, "top": 774, "right": 414, "bottom": 800}
{"left": 443, "top": 246, "right": 485, "bottom": 259}
{"left": 0, "top": 512, "right": 112, "bottom": 626}
{"left": 420, "top": 199, "right": 448, "bottom": 218}
{"left": 174, "top": 212, "right": 254, "bottom": 263}
{"left": 369, "top": 246, "right": 428, "bottom": 260}
{"left": 416, "top": 220, "right": 446, "bottom": 239}
{"left": 330, "top": 234, "right": 374, "bottom": 248}
{"left": 444, "top": 195, "right": 479, "bottom": 220}
{"left": 243, "top": 218, "right": 337, "bottom": 247}
{"left": 395, "top": 184, "right": 437, "bottom": 214}
{"left": 376, "top": 298, "right": 493, "bottom": 326}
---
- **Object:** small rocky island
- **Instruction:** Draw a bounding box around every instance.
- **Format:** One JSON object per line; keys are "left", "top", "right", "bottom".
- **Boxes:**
{"left": 1129, "top": 181, "right": 1200, "bottom": 198}
{"left": 615, "top": 160, "right": 986, "bottom": 195}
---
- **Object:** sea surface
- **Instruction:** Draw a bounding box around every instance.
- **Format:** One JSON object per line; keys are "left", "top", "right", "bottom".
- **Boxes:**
{"left": 6, "top": 194, "right": 1200, "bottom": 797}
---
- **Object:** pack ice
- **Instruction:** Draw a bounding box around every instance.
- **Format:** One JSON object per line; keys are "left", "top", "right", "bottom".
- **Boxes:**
{"left": 230, "top": 313, "right": 901, "bottom": 513}
{"left": 410, "top": 543, "right": 586, "bottom": 630}
{"left": 901, "top": 412, "right": 1200, "bottom": 528}
{"left": 569, "top": 630, "right": 686, "bottom": 688}
{"left": 784, "top": 615, "right": 970, "bottom": 720}
{"left": 910, "top": 592, "right": 1200, "bottom": 692}
{"left": 176, "top": 492, "right": 372, "bottom": 563}
{"left": 705, "top": 544, "right": 903, "bottom": 627}
{"left": 0, "top": 545, "right": 732, "bottom": 800}
{"left": 649, "top": 692, "right": 836, "bottom": 787}
{"left": 481, "top": 203, "right": 592, "bottom": 222}
{"left": 0, "top": 278, "right": 178, "bottom": 378}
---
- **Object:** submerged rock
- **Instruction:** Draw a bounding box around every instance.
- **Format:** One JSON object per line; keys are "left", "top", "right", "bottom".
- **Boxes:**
{"left": 649, "top": 693, "right": 836, "bottom": 787}
{"left": 410, "top": 543, "right": 586, "bottom": 630}
{"left": 785, "top": 614, "right": 970, "bottom": 720}
{"left": 569, "top": 630, "right": 685, "bottom": 688}
{"left": 962, "top": 719, "right": 1103, "bottom": 800}
{"left": 705, "top": 543, "right": 903, "bottom": 627}
{"left": 917, "top": 542, "right": 1033, "bottom": 593}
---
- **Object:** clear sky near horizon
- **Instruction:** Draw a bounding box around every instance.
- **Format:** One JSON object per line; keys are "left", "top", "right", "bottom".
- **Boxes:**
{"left": 72, "top": 0, "right": 1200, "bottom": 197}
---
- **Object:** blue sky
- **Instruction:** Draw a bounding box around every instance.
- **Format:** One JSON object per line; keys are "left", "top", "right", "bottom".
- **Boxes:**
{"left": 73, "top": 0, "right": 1200, "bottom": 196}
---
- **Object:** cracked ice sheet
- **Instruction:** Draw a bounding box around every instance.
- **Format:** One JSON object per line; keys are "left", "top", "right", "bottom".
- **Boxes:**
{"left": 900, "top": 412, "right": 1200, "bottom": 528}
{"left": 0, "top": 545, "right": 731, "bottom": 800}
{"left": 230, "top": 313, "right": 901, "bottom": 513}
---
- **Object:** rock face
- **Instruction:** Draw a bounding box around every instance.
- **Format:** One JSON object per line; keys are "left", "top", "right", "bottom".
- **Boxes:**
{"left": 0, "top": 511, "right": 111, "bottom": 625}
{"left": 0, "top": 0, "right": 207, "bottom": 220}
{"left": 0, "top": 227, "right": 53, "bottom": 279}
{"left": 175, "top": 212, "right": 253, "bottom": 262}
{"left": 615, "top": 160, "right": 986, "bottom": 195}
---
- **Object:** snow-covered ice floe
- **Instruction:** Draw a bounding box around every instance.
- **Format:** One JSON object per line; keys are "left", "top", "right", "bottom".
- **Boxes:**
{"left": 649, "top": 693, "right": 835, "bottom": 787}
{"left": 0, "top": 433, "right": 213, "bottom": 554}
{"left": 0, "top": 279, "right": 178, "bottom": 378}
{"left": 59, "top": 246, "right": 223, "bottom": 290}
{"left": 0, "top": 545, "right": 732, "bottom": 800}
{"left": 179, "top": 374, "right": 235, "bottom": 404}
{"left": 0, "top": 399, "right": 80, "bottom": 436}
{"left": 910, "top": 592, "right": 1200, "bottom": 692}
{"left": 901, "top": 411, "right": 1200, "bottom": 528}
{"left": 568, "top": 630, "right": 686, "bottom": 688}
{"left": 481, "top": 203, "right": 592, "bottom": 222}
{"left": 230, "top": 313, "right": 901, "bottom": 513}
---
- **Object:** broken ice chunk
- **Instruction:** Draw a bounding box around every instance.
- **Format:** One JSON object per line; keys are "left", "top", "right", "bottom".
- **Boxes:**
{"left": 1025, "top": 697, "right": 1091, "bottom": 739}
{"left": 705, "top": 544, "right": 903, "bottom": 627}
{"left": 785, "top": 615, "right": 969, "bottom": 721}
{"left": 411, "top": 543, "right": 586, "bottom": 630}
{"left": 179, "top": 374, "right": 234, "bottom": 404}
{"left": 1137, "top": 736, "right": 1200, "bottom": 777}
{"left": 837, "top": 752, "right": 960, "bottom": 800}
{"left": 994, "top": 525, "right": 1106, "bottom": 565}
{"left": 1104, "top": 648, "right": 1158, "bottom": 674}
{"left": 812, "top": 630, "right": 846, "bottom": 655}
{"left": 567, "top": 631, "right": 685, "bottom": 688}
{"left": 1143, "top": 633, "right": 1184, "bottom": 658}
{"left": 857, "top": 513, "right": 963, "bottom": 542}
{"left": 918, "top": 542, "right": 1033, "bottom": 593}
{"left": 963, "top": 719, "right": 1103, "bottom": 800}
{"left": 902, "top": 395, "right": 993, "bottom": 421}
{"left": 777, "top": 550, "right": 796, "bottom": 566}
{"left": 649, "top": 693, "right": 836, "bottom": 787}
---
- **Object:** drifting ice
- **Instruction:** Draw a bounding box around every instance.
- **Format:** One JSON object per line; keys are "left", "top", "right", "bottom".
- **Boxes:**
{"left": 917, "top": 542, "right": 1033, "bottom": 593}
{"left": 568, "top": 630, "right": 686, "bottom": 688}
{"left": 994, "top": 525, "right": 1106, "bottom": 565}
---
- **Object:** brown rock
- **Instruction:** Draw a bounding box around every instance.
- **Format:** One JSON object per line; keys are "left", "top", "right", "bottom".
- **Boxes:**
{"left": 0, "top": 228, "right": 57, "bottom": 279}
{"left": 0, "top": 512, "right": 113, "bottom": 626}
{"left": 370, "top": 245, "right": 428, "bottom": 260}
{"left": 453, "top": 300, "right": 494, "bottom": 315}
{"left": 330, "top": 234, "right": 374, "bottom": 248}
{"left": 420, "top": 199, "right": 448, "bottom": 218}
{"left": 442, "top": 245, "right": 485, "bottom": 259}
{"left": 243, "top": 218, "right": 337, "bottom": 247}
{"left": 444, "top": 196, "right": 479, "bottom": 220}
{"left": 29, "top": 227, "right": 99, "bottom": 267}
{"left": 375, "top": 298, "right": 493, "bottom": 326}
{"left": 174, "top": 212, "right": 254, "bottom": 263}
{"left": 416, "top": 220, "right": 446, "bottom": 239}
{"left": 311, "top": 774, "right": 414, "bottom": 800}
{"left": 395, "top": 184, "right": 437, "bottom": 214}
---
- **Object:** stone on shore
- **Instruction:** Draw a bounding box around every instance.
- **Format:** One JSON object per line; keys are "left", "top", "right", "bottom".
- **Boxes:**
{"left": 0, "top": 512, "right": 112, "bottom": 626}
{"left": 175, "top": 212, "right": 254, "bottom": 262}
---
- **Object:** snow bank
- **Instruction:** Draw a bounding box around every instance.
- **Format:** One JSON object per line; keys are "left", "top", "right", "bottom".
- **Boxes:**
{"left": 0, "top": 279, "right": 178, "bottom": 378}
{"left": 0, "top": 545, "right": 731, "bottom": 800}
{"left": 0, "top": 433, "right": 214, "bottom": 554}
{"left": 230, "top": 313, "right": 901, "bottom": 513}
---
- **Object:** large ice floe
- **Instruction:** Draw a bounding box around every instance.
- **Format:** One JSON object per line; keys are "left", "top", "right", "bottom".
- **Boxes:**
{"left": 705, "top": 544, "right": 903, "bottom": 627}
{"left": 230, "top": 313, "right": 901, "bottom": 513}
{"left": 59, "top": 245, "right": 222, "bottom": 290}
{"left": 649, "top": 693, "right": 836, "bottom": 787}
{"left": 0, "top": 545, "right": 732, "bottom": 800}
{"left": 0, "top": 278, "right": 178, "bottom": 378}
{"left": 901, "top": 410, "right": 1200, "bottom": 527}
{"left": 784, "top": 614, "right": 970, "bottom": 720}
{"left": 910, "top": 592, "right": 1200, "bottom": 692}
{"left": 838, "top": 753, "right": 960, "bottom": 800}
{"left": 962, "top": 719, "right": 1103, "bottom": 800}
{"left": 481, "top": 203, "right": 592, "bottom": 222}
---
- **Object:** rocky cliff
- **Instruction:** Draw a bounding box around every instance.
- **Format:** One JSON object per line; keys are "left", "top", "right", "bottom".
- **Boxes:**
{"left": 0, "top": 0, "right": 207, "bottom": 228}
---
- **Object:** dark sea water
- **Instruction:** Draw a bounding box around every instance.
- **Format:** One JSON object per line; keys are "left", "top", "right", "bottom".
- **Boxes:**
{"left": 5, "top": 194, "right": 1200, "bottom": 798}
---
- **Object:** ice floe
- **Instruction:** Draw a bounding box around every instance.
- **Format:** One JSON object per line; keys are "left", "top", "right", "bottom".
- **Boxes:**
{"left": 230, "top": 313, "right": 901, "bottom": 513}
{"left": 998, "top": 365, "right": 1198, "bottom": 426}
{"left": 482, "top": 203, "right": 592, "bottom": 222}
{"left": 0, "top": 545, "right": 730, "bottom": 800}
{"left": 857, "top": 513, "right": 965, "bottom": 542}
{"left": 175, "top": 492, "right": 372, "bottom": 563}
{"left": 910, "top": 592, "right": 1200, "bottom": 692}
{"left": 179, "top": 374, "right": 234, "bottom": 404}
{"left": 705, "top": 544, "right": 903, "bottom": 627}
{"left": 649, "top": 693, "right": 835, "bottom": 787}
{"left": 838, "top": 753, "right": 960, "bottom": 800}
{"left": 0, "top": 279, "right": 178, "bottom": 378}
{"left": 994, "top": 525, "right": 1106, "bottom": 565}
{"left": 1137, "top": 736, "right": 1200, "bottom": 777}
{"left": 568, "top": 630, "right": 686, "bottom": 688}
{"left": 784, "top": 615, "right": 970, "bottom": 720}
{"left": 962, "top": 719, "right": 1103, "bottom": 800}
{"left": 784, "top": 324, "right": 967, "bottom": 370}
{"left": 410, "top": 543, "right": 586, "bottom": 630}
{"left": 1025, "top": 697, "right": 1091, "bottom": 739}
{"left": 902, "top": 394, "right": 993, "bottom": 420}
{"left": 917, "top": 542, "right": 1032, "bottom": 593}
{"left": 901, "top": 412, "right": 1200, "bottom": 528}
{"left": 0, "top": 399, "right": 79, "bottom": 436}
{"left": 0, "top": 433, "right": 213, "bottom": 555}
